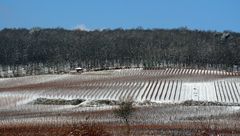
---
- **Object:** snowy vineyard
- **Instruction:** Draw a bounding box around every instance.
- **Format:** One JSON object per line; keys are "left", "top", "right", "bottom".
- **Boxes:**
{"left": 1, "top": 68, "right": 240, "bottom": 128}
{"left": 0, "top": 68, "right": 240, "bottom": 106}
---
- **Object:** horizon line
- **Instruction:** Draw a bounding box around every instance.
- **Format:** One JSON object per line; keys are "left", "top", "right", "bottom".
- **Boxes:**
{"left": 1, "top": 26, "right": 239, "bottom": 33}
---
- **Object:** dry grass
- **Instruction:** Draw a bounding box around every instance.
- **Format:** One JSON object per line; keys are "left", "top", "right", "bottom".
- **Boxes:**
{"left": 1, "top": 122, "right": 240, "bottom": 136}
{"left": 0, "top": 123, "right": 111, "bottom": 136}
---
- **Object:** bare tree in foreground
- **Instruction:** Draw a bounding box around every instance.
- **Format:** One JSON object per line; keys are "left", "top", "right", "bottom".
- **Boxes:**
{"left": 113, "top": 97, "right": 135, "bottom": 136}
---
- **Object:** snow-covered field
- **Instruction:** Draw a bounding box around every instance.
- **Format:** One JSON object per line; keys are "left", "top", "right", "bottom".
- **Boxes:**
{"left": 1, "top": 68, "right": 239, "bottom": 105}
{"left": 0, "top": 68, "right": 240, "bottom": 127}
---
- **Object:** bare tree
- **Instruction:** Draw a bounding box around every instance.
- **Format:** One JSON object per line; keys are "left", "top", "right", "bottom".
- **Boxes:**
{"left": 113, "top": 97, "right": 135, "bottom": 136}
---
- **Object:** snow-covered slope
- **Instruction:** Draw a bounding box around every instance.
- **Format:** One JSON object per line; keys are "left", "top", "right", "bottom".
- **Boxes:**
{"left": 0, "top": 68, "right": 240, "bottom": 107}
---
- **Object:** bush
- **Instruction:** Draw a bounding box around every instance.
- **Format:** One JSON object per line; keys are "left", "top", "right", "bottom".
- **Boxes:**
{"left": 68, "top": 123, "right": 111, "bottom": 136}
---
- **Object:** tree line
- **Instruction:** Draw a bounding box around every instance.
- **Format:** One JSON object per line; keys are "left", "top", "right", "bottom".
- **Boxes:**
{"left": 0, "top": 27, "right": 240, "bottom": 74}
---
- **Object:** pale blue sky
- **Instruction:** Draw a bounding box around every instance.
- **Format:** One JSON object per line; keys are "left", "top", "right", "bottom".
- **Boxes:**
{"left": 0, "top": 0, "right": 240, "bottom": 32}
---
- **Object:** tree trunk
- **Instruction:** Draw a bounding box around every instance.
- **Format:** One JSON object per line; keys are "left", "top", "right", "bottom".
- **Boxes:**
{"left": 125, "top": 118, "right": 130, "bottom": 136}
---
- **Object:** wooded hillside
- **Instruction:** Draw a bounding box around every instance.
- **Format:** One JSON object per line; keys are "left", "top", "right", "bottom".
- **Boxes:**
{"left": 0, "top": 28, "right": 240, "bottom": 76}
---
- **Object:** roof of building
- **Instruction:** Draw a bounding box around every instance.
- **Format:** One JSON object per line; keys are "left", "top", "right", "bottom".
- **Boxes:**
{"left": 75, "top": 67, "right": 83, "bottom": 70}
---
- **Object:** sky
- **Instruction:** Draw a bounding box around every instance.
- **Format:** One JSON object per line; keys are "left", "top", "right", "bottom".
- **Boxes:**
{"left": 0, "top": 0, "right": 240, "bottom": 32}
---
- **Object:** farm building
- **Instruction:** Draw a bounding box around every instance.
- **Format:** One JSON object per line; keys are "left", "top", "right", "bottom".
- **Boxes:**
{"left": 75, "top": 67, "right": 83, "bottom": 73}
